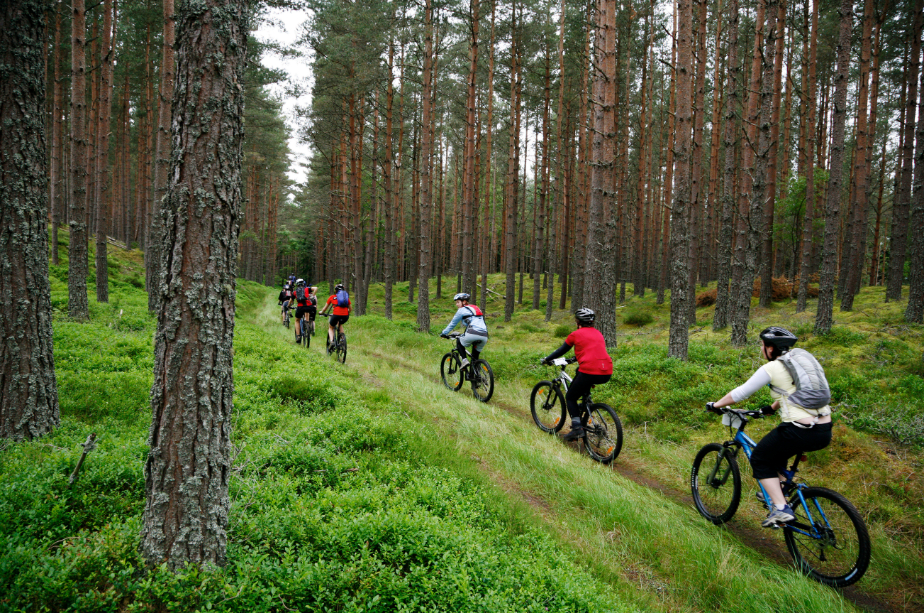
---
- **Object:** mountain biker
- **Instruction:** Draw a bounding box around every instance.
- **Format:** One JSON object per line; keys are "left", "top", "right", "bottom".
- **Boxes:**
{"left": 320, "top": 283, "right": 351, "bottom": 347}
{"left": 278, "top": 281, "right": 294, "bottom": 323}
{"left": 293, "top": 279, "right": 313, "bottom": 343}
{"left": 707, "top": 326, "right": 833, "bottom": 528}
{"left": 541, "top": 308, "right": 613, "bottom": 442}
{"left": 439, "top": 293, "right": 489, "bottom": 374}
{"left": 305, "top": 285, "right": 318, "bottom": 335}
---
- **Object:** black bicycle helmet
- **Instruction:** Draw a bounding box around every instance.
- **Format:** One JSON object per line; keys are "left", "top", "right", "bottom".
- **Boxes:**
{"left": 759, "top": 326, "right": 798, "bottom": 351}
{"left": 334, "top": 283, "right": 344, "bottom": 291}
{"left": 575, "top": 308, "right": 595, "bottom": 324}
{"left": 453, "top": 292, "right": 471, "bottom": 302}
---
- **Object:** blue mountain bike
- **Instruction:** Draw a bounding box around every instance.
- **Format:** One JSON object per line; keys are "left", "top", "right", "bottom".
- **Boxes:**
{"left": 691, "top": 407, "right": 870, "bottom": 587}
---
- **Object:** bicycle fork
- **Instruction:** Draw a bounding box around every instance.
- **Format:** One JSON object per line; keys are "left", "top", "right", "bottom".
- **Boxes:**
{"left": 708, "top": 445, "right": 738, "bottom": 488}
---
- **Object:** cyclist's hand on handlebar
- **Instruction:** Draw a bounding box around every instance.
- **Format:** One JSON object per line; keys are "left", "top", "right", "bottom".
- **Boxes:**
{"left": 759, "top": 404, "right": 776, "bottom": 416}
{"left": 440, "top": 333, "right": 448, "bottom": 339}
{"left": 706, "top": 402, "right": 722, "bottom": 415}
{"left": 540, "top": 357, "right": 550, "bottom": 366}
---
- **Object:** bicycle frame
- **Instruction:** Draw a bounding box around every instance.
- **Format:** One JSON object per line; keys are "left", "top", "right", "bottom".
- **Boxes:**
{"left": 720, "top": 413, "right": 834, "bottom": 541}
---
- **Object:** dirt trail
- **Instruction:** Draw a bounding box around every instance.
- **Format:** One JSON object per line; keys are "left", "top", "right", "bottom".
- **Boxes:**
{"left": 360, "top": 347, "right": 903, "bottom": 613}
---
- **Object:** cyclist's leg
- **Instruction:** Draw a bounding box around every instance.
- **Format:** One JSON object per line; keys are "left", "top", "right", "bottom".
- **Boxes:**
{"left": 455, "top": 338, "right": 468, "bottom": 363}
{"left": 565, "top": 372, "right": 592, "bottom": 430}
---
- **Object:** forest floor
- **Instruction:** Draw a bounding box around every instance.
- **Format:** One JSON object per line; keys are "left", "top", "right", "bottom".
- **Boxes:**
{"left": 1, "top": 234, "right": 922, "bottom": 612}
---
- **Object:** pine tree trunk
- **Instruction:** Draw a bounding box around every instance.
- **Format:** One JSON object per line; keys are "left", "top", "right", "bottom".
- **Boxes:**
{"left": 417, "top": 0, "right": 433, "bottom": 332}
{"left": 140, "top": 0, "right": 247, "bottom": 570}
{"left": 50, "top": 6, "right": 63, "bottom": 266}
{"left": 95, "top": 0, "right": 114, "bottom": 304}
{"left": 68, "top": 0, "right": 89, "bottom": 320}
{"left": 669, "top": 0, "right": 693, "bottom": 359}
{"left": 504, "top": 0, "right": 521, "bottom": 322}
{"left": 814, "top": 0, "right": 853, "bottom": 335}
{"left": 0, "top": 0, "right": 60, "bottom": 440}
{"left": 797, "top": 0, "right": 820, "bottom": 312}
{"left": 888, "top": 0, "right": 923, "bottom": 301}
{"left": 145, "top": 0, "right": 175, "bottom": 311}
{"left": 714, "top": 0, "right": 739, "bottom": 331}
{"left": 906, "top": 58, "right": 924, "bottom": 322}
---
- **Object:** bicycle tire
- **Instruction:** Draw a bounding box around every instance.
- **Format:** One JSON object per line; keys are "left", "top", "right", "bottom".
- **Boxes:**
{"left": 440, "top": 353, "right": 463, "bottom": 391}
{"left": 530, "top": 381, "right": 566, "bottom": 433}
{"left": 337, "top": 333, "right": 347, "bottom": 363}
{"left": 303, "top": 323, "right": 311, "bottom": 349}
{"left": 783, "top": 486, "right": 871, "bottom": 588}
{"left": 470, "top": 359, "right": 494, "bottom": 403}
{"left": 284, "top": 312, "right": 290, "bottom": 328}
{"left": 583, "top": 403, "right": 622, "bottom": 464}
{"left": 690, "top": 443, "right": 741, "bottom": 524}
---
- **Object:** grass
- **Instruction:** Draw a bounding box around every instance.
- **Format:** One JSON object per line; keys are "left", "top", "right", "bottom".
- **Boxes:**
{"left": 1, "top": 232, "right": 922, "bottom": 611}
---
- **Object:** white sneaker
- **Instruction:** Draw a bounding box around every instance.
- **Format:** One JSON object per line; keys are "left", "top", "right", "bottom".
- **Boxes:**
{"left": 459, "top": 358, "right": 470, "bottom": 368}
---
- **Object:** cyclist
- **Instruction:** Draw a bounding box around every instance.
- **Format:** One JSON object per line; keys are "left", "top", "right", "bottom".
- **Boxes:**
{"left": 439, "top": 293, "right": 489, "bottom": 375}
{"left": 540, "top": 308, "right": 613, "bottom": 442}
{"left": 320, "top": 283, "right": 351, "bottom": 348}
{"left": 304, "top": 285, "right": 319, "bottom": 336}
{"left": 278, "top": 281, "right": 294, "bottom": 323}
{"left": 292, "top": 279, "right": 312, "bottom": 343}
{"left": 707, "top": 326, "right": 833, "bottom": 528}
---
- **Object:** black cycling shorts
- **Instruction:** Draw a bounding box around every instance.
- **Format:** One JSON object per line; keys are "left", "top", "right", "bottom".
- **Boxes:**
{"left": 295, "top": 305, "right": 312, "bottom": 319}
{"left": 329, "top": 314, "right": 349, "bottom": 328}
{"left": 750, "top": 422, "right": 832, "bottom": 480}
{"left": 306, "top": 306, "right": 317, "bottom": 321}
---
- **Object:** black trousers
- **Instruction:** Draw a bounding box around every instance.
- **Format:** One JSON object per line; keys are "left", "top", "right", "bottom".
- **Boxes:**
{"left": 750, "top": 421, "right": 832, "bottom": 480}
{"left": 566, "top": 371, "right": 611, "bottom": 419}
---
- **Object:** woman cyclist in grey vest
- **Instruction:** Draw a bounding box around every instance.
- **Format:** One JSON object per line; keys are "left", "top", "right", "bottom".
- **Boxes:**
{"left": 707, "top": 327, "right": 833, "bottom": 528}
{"left": 439, "top": 293, "right": 488, "bottom": 368}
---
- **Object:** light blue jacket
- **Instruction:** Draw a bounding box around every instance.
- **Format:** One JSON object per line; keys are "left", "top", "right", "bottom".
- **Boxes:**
{"left": 441, "top": 306, "right": 488, "bottom": 336}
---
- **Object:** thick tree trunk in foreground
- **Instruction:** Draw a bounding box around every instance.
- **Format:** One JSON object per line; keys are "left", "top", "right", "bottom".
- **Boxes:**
{"left": 95, "top": 0, "right": 114, "bottom": 304}
{"left": 68, "top": 0, "right": 89, "bottom": 321}
{"left": 140, "top": 0, "right": 248, "bottom": 570}
{"left": 815, "top": 0, "right": 852, "bottom": 335}
{"left": 797, "top": 0, "right": 819, "bottom": 312}
{"left": 906, "top": 62, "right": 924, "bottom": 323}
{"left": 0, "top": 0, "right": 59, "bottom": 440}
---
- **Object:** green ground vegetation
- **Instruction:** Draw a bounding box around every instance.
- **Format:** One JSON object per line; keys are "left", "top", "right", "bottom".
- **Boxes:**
{"left": 1, "top": 234, "right": 921, "bottom": 611}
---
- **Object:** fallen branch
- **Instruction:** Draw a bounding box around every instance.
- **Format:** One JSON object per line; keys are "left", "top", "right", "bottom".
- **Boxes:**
{"left": 68, "top": 433, "right": 97, "bottom": 487}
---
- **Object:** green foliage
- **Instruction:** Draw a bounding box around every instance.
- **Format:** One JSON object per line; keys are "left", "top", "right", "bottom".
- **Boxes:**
{"left": 554, "top": 324, "right": 571, "bottom": 338}
{"left": 622, "top": 308, "right": 653, "bottom": 327}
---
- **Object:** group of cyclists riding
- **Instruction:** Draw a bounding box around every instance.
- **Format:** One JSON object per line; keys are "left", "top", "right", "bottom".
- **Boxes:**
{"left": 279, "top": 275, "right": 351, "bottom": 349}
{"left": 277, "top": 276, "right": 832, "bottom": 531}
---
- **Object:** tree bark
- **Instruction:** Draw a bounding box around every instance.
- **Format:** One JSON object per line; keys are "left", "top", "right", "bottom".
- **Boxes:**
{"left": 95, "top": 0, "right": 114, "bottom": 304}
{"left": 68, "top": 0, "right": 89, "bottom": 320}
{"left": 906, "top": 52, "right": 924, "bottom": 322}
{"left": 714, "top": 0, "right": 739, "bottom": 330}
{"left": 504, "top": 0, "right": 521, "bottom": 322}
{"left": 0, "top": 0, "right": 60, "bottom": 441}
{"left": 887, "top": 0, "right": 924, "bottom": 301}
{"left": 814, "top": 0, "right": 853, "bottom": 335}
{"left": 140, "top": 0, "right": 248, "bottom": 570}
{"left": 669, "top": 0, "right": 693, "bottom": 359}
{"left": 796, "top": 0, "right": 820, "bottom": 312}
{"left": 417, "top": 0, "right": 434, "bottom": 333}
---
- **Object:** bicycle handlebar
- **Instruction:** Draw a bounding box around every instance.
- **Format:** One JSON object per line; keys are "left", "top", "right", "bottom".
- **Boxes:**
{"left": 707, "top": 404, "right": 764, "bottom": 419}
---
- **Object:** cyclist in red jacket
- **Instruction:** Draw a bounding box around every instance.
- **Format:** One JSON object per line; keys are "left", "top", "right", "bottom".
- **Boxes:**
{"left": 541, "top": 308, "right": 613, "bottom": 441}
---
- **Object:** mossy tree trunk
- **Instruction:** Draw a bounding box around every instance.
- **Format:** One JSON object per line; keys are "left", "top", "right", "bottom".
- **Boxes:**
{"left": 0, "top": 0, "right": 60, "bottom": 440}
{"left": 140, "top": 0, "right": 248, "bottom": 570}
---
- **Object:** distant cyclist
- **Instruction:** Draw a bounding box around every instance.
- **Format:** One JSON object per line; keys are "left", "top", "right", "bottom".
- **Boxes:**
{"left": 541, "top": 308, "right": 613, "bottom": 441}
{"left": 305, "top": 285, "right": 319, "bottom": 336}
{"left": 320, "top": 283, "right": 351, "bottom": 347}
{"left": 278, "top": 281, "right": 294, "bottom": 323}
{"left": 292, "top": 279, "right": 313, "bottom": 343}
{"left": 707, "top": 326, "right": 832, "bottom": 528}
{"left": 439, "top": 293, "right": 488, "bottom": 372}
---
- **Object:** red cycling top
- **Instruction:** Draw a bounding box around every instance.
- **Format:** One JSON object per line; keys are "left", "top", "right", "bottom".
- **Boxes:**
{"left": 566, "top": 327, "right": 613, "bottom": 375}
{"left": 325, "top": 295, "right": 351, "bottom": 317}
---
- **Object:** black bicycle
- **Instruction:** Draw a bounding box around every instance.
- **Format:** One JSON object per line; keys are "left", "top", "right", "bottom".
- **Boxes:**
{"left": 281, "top": 303, "right": 291, "bottom": 329}
{"left": 321, "top": 314, "right": 347, "bottom": 363}
{"left": 530, "top": 357, "right": 622, "bottom": 464}
{"left": 691, "top": 406, "right": 871, "bottom": 587}
{"left": 440, "top": 333, "right": 494, "bottom": 403}
{"left": 295, "top": 312, "right": 310, "bottom": 349}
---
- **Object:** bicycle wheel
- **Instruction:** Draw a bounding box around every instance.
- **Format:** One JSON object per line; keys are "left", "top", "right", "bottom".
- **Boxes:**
{"left": 303, "top": 324, "right": 311, "bottom": 349}
{"left": 783, "top": 486, "right": 871, "bottom": 588}
{"left": 284, "top": 311, "right": 290, "bottom": 328}
{"left": 440, "top": 353, "right": 463, "bottom": 391}
{"left": 470, "top": 360, "right": 494, "bottom": 403}
{"left": 530, "top": 381, "right": 566, "bottom": 433}
{"left": 690, "top": 443, "right": 741, "bottom": 524}
{"left": 583, "top": 403, "right": 623, "bottom": 464}
{"left": 336, "top": 333, "right": 347, "bottom": 363}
